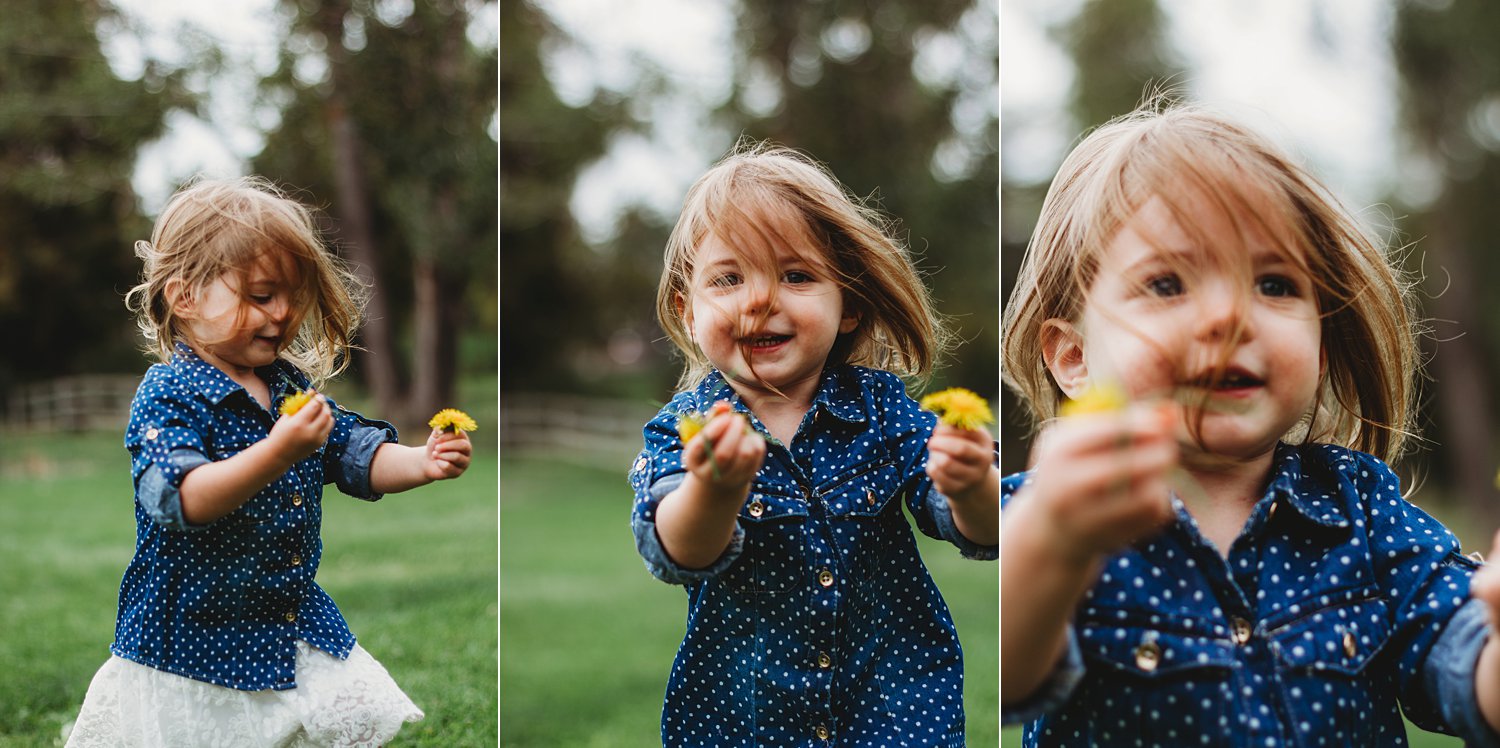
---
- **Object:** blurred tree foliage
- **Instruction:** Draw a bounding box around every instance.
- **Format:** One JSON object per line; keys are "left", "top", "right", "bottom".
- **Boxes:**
{"left": 506, "top": 0, "right": 999, "bottom": 403}
{"left": 498, "top": 0, "right": 613, "bottom": 393}
{"left": 1393, "top": 2, "right": 1500, "bottom": 523}
{"left": 998, "top": 0, "right": 1182, "bottom": 475}
{"left": 254, "top": 0, "right": 497, "bottom": 432}
{"left": 0, "top": 0, "right": 187, "bottom": 393}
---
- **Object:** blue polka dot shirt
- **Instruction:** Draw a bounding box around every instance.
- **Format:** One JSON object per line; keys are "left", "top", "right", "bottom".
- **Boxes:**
{"left": 110, "top": 343, "right": 398, "bottom": 691}
{"left": 630, "top": 366, "right": 998, "bottom": 747}
{"left": 1002, "top": 442, "right": 1500, "bottom": 747}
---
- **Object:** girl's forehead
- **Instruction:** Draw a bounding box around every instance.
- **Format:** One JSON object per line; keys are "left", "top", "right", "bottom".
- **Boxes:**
{"left": 1101, "top": 185, "right": 1306, "bottom": 269}
{"left": 695, "top": 204, "right": 823, "bottom": 268}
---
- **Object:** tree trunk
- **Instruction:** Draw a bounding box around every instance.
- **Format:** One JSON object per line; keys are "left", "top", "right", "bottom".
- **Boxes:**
{"left": 1428, "top": 201, "right": 1500, "bottom": 527}
{"left": 318, "top": 1, "right": 405, "bottom": 426}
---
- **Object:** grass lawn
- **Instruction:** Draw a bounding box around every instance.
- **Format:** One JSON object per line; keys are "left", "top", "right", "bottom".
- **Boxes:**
{"left": 0, "top": 413, "right": 497, "bottom": 746}
{"left": 499, "top": 455, "right": 999, "bottom": 746}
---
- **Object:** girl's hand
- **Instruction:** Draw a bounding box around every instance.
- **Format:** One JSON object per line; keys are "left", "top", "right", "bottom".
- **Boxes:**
{"left": 926, "top": 423, "right": 996, "bottom": 498}
{"left": 1014, "top": 402, "right": 1179, "bottom": 566}
{"left": 683, "top": 401, "right": 764, "bottom": 495}
{"left": 268, "top": 391, "right": 334, "bottom": 464}
{"left": 423, "top": 428, "right": 473, "bottom": 480}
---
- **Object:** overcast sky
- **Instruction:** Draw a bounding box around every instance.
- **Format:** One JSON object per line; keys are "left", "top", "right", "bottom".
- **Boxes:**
{"left": 1002, "top": 0, "right": 1399, "bottom": 207}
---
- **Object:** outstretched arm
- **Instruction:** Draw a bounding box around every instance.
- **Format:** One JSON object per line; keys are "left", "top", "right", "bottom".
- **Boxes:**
{"left": 927, "top": 424, "right": 999, "bottom": 546}
{"left": 1468, "top": 532, "right": 1500, "bottom": 732}
{"left": 654, "top": 402, "right": 765, "bottom": 569}
{"left": 369, "top": 428, "right": 473, "bottom": 494}
{"left": 1001, "top": 404, "right": 1178, "bottom": 702}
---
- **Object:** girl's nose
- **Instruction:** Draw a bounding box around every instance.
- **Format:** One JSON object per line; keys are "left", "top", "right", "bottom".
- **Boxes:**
{"left": 743, "top": 280, "right": 775, "bottom": 314}
{"left": 1194, "top": 290, "right": 1249, "bottom": 342}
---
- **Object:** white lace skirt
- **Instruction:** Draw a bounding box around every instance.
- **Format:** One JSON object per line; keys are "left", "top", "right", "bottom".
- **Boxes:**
{"left": 65, "top": 641, "right": 423, "bottom": 748}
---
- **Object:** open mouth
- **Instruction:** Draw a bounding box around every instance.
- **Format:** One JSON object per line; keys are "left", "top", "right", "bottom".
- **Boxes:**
{"left": 742, "top": 334, "right": 792, "bottom": 349}
{"left": 1185, "top": 369, "right": 1263, "bottom": 391}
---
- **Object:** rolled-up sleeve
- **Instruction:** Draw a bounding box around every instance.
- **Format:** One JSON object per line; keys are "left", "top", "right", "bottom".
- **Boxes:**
{"left": 1001, "top": 625, "right": 1086, "bottom": 724}
{"left": 127, "top": 371, "right": 214, "bottom": 531}
{"left": 631, "top": 472, "right": 746, "bottom": 584}
{"left": 1421, "top": 597, "right": 1500, "bottom": 746}
{"left": 322, "top": 403, "right": 399, "bottom": 501}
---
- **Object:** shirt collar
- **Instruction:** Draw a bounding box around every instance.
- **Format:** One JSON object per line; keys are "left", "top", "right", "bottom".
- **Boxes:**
{"left": 169, "top": 342, "right": 302, "bottom": 405}
{"left": 1262, "top": 442, "right": 1351, "bottom": 529}
{"left": 690, "top": 366, "right": 869, "bottom": 425}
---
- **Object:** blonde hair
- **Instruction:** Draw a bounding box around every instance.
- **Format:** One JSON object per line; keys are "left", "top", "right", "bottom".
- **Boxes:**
{"left": 1001, "top": 100, "right": 1421, "bottom": 464}
{"left": 125, "top": 176, "right": 368, "bottom": 385}
{"left": 657, "top": 141, "right": 950, "bottom": 392}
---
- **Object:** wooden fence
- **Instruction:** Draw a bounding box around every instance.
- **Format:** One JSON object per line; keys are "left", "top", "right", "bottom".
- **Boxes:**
{"left": 6, "top": 374, "right": 140, "bottom": 433}
{"left": 499, "top": 392, "right": 659, "bottom": 468}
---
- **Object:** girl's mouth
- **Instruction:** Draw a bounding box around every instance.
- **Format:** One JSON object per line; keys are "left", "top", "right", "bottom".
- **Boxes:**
{"left": 743, "top": 334, "right": 792, "bottom": 350}
{"left": 1185, "top": 370, "right": 1263, "bottom": 392}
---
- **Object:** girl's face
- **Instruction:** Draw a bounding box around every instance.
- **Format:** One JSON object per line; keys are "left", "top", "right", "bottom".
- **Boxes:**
{"left": 178, "top": 252, "right": 300, "bottom": 375}
{"left": 1048, "top": 193, "right": 1323, "bottom": 463}
{"left": 682, "top": 208, "right": 858, "bottom": 405}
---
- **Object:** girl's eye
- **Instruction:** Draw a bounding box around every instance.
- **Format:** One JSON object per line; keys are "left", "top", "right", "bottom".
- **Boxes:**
{"left": 783, "top": 270, "right": 814, "bottom": 284}
{"left": 250, "top": 294, "right": 273, "bottom": 304}
{"left": 709, "top": 273, "right": 741, "bottom": 288}
{"left": 1144, "top": 274, "right": 1183, "bottom": 297}
{"left": 1257, "top": 275, "right": 1299, "bottom": 298}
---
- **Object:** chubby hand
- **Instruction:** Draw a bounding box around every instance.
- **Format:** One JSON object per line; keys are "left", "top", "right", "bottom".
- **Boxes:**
{"left": 683, "top": 401, "right": 764, "bottom": 494}
{"left": 423, "top": 428, "right": 473, "bottom": 481}
{"left": 927, "top": 423, "right": 998, "bottom": 499}
{"left": 1015, "top": 402, "right": 1179, "bottom": 565}
{"left": 269, "top": 391, "right": 334, "bottom": 463}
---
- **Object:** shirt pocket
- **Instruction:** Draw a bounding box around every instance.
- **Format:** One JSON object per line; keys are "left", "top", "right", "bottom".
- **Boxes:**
{"left": 724, "top": 487, "right": 808, "bottom": 594}
{"left": 1076, "top": 617, "right": 1238, "bottom": 744}
{"left": 1268, "top": 591, "right": 1394, "bottom": 741}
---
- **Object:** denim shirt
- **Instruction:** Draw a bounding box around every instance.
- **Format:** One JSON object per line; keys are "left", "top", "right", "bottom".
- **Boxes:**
{"left": 110, "top": 344, "right": 398, "bottom": 691}
{"left": 629, "top": 366, "right": 998, "bottom": 747}
{"left": 1001, "top": 441, "right": 1500, "bottom": 747}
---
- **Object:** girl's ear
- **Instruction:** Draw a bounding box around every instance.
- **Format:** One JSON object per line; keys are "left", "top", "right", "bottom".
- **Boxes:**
{"left": 1041, "top": 318, "right": 1090, "bottom": 399}
{"left": 166, "top": 278, "right": 195, "bottom": 319}
{"left": 838, "top": 309, "right": 860, "bottom": 334}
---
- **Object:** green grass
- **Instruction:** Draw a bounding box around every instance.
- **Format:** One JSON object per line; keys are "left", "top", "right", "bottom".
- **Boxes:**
{"left": 0, "top": 423, "right": 497, "bottom": 747}
{"left": 499, "top": 456, "right": 999, "bottom": 746}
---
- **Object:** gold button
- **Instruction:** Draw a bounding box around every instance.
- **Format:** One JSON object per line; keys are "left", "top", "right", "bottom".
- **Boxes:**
{"left": 633, "top": 456, "right": 648, "bottom": 472}
{"left": 292, "top": 493, "right": 303, "bottom": 507}
{"left": 291, "top": 554, "right": 302, "bottom": 567}
{"left": 865, "top": 488, "right": 876, "bottom": 506}
{"left": 748, "top": 500, "right": 765, "bottom": 518}
{"left": 817, "top": 652, "right": 832, "bottom": 669}
{"left": 817, "top": 569, "right": 834, "bottom": 587}
{"left": 284, "top": 611, "right": 297, "bottom": 623}
{"left": 1134, "top": 641, "right": 1161, "bottom": 672}
{"left": 1267, "top": 501, "right": 1278, "bottom": 521}
{"left": 145, "top": 428, "right": 159, "bottom": 440}
{"left": 814, "top": 725, "right": 830, "bottom": 740}
{"left": 1231, "top": 617, "right": 1252, "bottom": 645}
{"left": 1342, "top": 631, "right": 1357, "bottom": 658}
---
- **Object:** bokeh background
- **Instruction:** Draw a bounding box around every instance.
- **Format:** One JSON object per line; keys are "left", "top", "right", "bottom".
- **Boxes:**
{"left": 499, "top": 0, "right": 999, "bottom": 744}
{"left": 0, "top": 1, "right": 498, "bottom": 745}
{"left": 1002, "top": 1, "right": 1500, "bottom": 744}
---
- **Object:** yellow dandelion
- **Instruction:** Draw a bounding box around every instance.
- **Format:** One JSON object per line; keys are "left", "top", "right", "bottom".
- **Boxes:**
{"left": 429, "top": 408, "right": 478, "bottom": 434}
{"left": 920, "top": 388, "right": 995, "bottom": 431}
{"left": 677, "top": 411, "right": 709, "bottom": 444}
{"left": 1059, "top": 382, "right": 1129, "bottom": 418}
{"left": 279, "top": 390, "right": 314, "bottom": 417}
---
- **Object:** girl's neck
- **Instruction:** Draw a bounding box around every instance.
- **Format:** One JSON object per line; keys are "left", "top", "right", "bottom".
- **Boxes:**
{"left": 1176, "top": 448, "right": 1277, "bottom": 557}
{"left": 731, "top": 381, "right": 819, "bottom": 447}
{"left": 188, "top": 343, "right": 272, "bottom": 409}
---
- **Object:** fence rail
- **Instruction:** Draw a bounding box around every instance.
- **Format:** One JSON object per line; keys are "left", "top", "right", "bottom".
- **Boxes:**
{"left": 6, "top": 374, "right": 140, "bottom": 432}
{"left": 499, "top": 392, "right": 659, "bottom": 467}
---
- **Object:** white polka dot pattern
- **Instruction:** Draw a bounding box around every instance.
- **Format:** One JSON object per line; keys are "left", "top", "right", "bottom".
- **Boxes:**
{"left": 1001, "top": 442, "right": 1484, "bottom": 746}
{"left": 110, "top": 345, "right": 399, "bottom": 692}
{"left": 629, "top": 366, "right": 993, "bottom": 747}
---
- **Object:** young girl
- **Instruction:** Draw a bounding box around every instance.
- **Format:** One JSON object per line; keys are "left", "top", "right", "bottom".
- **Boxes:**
{"left": 628, "top": 142, "right": 999, "bottom": 747}
{"left": 1000, "top": 100, "right": 1500, "bottom": 745}
{"left": 66, "top": 177, "right": 473, "bottom": 747}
